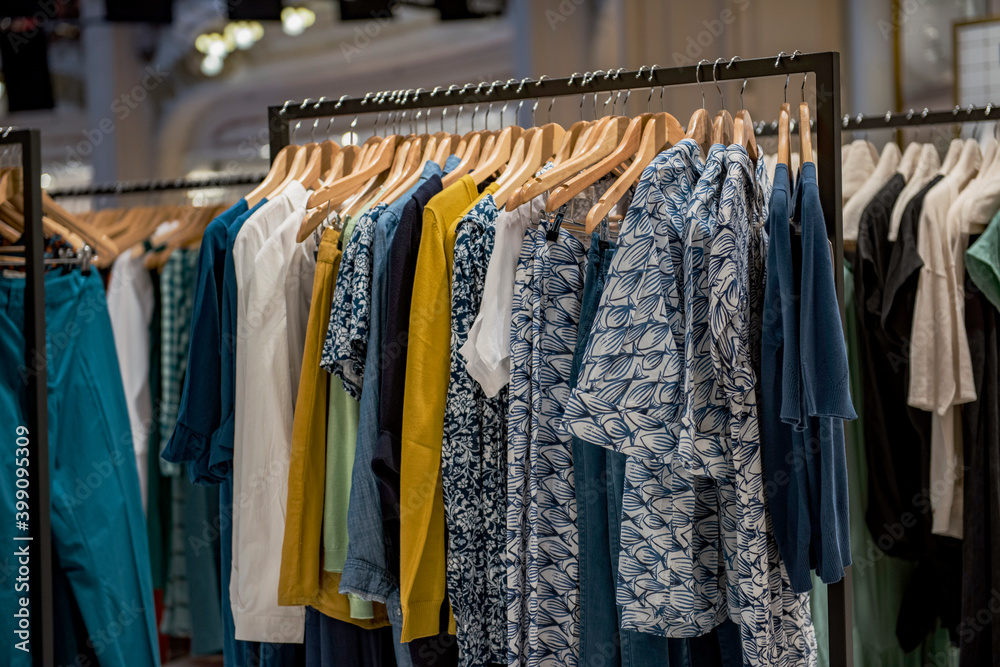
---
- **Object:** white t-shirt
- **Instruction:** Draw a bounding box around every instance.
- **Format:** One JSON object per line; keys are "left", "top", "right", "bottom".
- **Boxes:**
{"left": 462, "top": 194, "right": 547, "bottom": 397}
{"left": 230, "top": 181, "right": 308, "bottom": 643}
{"left": 909, "top": 139, "right": 981, "bottom": 539}
{"left": 107, "top": 249, "right": 155, "bottom": 512}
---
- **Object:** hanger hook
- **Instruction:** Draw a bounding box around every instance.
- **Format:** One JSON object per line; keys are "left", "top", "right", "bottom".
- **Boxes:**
{"left": 727, "top": 56, "right": 744, "bottom": 107}
{"left": 696, "top": 59, "right": 710, "bottom": 109}
{"left": 713, "top": 58, "right": 725, "bottom": 109}
{"left": 574, "top": 71, "right": 586, "bottom": 121}
{"left": 536, "top": 74, "right": 552, "bottom": 124}
{"left": 515, "top": 77, "right": 532, "bottom": 125}
{"left": 801, "top": 72, "right": 808, "bottom": 103}
{"left": 603, "top": 69, "right": 615, "bottom": 116}
{"left": 645, "top": 64, "right": 659, "bottom": 112}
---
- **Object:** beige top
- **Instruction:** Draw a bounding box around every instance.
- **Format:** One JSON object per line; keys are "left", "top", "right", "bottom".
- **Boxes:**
{"left": 843, "top": 142, "right": 901, "bottom": 242}
{"left": 888, "top": 144, "right": 941, "bottom": 241}
{"left": 842, "top": 139, "right": 879, "bottom": 205}
{"left": 909, "top": 139, "right": 982, "bottom": 539}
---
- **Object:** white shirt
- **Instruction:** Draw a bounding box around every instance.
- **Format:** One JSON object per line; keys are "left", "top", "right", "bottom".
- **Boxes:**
{"left": 461, "top": 194, "right": 546, "bottom": 397}
{"left": 843, "top": 142, "right": 901, "bottom": 242}
{"left": 107, "top": 250, "right": 155, "bottom": 512}
{"left": 230, "top": 181, "right": 308, "bottom": 643}
{"left": 889, "top": 144, "right": 941, "bottom": 241}
{"left": 909, "top": 139, "right": 981, "bottom": 539}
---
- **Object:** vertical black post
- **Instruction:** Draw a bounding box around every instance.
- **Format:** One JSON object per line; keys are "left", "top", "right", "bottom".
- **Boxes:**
{"left": 268, "top": 106, "right": 290, "bottom": 165}
{"left": 814, "top": 54, "right": 853, "bottom": 667}
{"left": 19, "top": 128, "right": 54, "bottom": 667}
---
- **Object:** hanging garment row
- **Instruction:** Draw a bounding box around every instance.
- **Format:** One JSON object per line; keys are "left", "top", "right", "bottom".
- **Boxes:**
{"left": 151, "top": 57, "right": 856, "bottom": 667}
{"left": 0, "top": 54, "right": 857, "bottom": 667}
{"left": 837, "top": 123, "right": 1000, "bottom": 667}
{"left": 0, "top": 173, "right": 253, "bottom": 666}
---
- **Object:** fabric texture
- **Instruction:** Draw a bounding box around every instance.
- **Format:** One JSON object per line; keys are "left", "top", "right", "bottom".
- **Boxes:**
{"left": 967, "top": 209, "right": 1000, "bottom": 312}
{"left": 161, "top": 199, "right": 248, "bottom": 483}
{"left": 278, "top": 225, "right": 389, "bottom": 628}
{"left": 230, "top": 183, "right": 309, "bottom": 643}
{"left": 0, "top": 270, "right": 160, "bottom": 667}
{"left": 909, "top": 139, "right": 981, "bottom": 539}
{"left": 506, "top": 214, "right": 588, "bottom": 667}
{"left": 398, "top": 175, "right": 478, "bottom": 641}
{"left": 441, "top": 193, "right": 505, "bottom": 666}
{"left": 107, "top": 250, "right": 155, "bottom": 511}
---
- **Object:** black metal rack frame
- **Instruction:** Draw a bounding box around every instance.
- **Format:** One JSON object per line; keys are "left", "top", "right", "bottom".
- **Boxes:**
{"left": 264, "top": 51, "right": 853, "bottom": 665}
{"left": 47, "top": 172, "right": 267, "bottom": 198}
{"left": 3, "top": 127, "right": 53, "bottom": 667}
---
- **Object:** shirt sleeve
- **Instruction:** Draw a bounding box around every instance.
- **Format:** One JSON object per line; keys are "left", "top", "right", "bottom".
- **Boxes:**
{"left": 799, "top": 174, "right": 857, "bottom": 420}
{"left": 163, "top": 225, "right": 228, "bottom": 484}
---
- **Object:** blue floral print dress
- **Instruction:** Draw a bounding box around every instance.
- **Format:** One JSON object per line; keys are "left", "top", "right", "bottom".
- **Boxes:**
{"left": 442, "top": 194, "right": 507, "bottom": 667}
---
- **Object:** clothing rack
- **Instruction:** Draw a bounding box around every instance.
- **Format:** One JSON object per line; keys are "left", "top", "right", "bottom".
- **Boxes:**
{"left": 266, "top": 51, "right": 853, "bottom": 666}
{"left": 47, "top": 172, "right": 267, "bottom": 198}
{"left": 2, "top": 127, "right": 54, "bottom": 667}
{"left": 755, "top": 102, "right": 1000, "bottom": 136}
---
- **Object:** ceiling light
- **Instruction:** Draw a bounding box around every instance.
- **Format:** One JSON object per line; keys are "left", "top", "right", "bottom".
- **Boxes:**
{"left": 201, "top": 54, "right": 224, "bottom": 77}
{"left": 341, "top": 131, "right": 358, "bottom": 146}
{"left": 233, "top": 22, "right": 256, "bottom": 50}
{"left": 207, "top": 37, "right": 227, "bottom": 59}
{"left": 40, "top": 173, "right": 52, "bottom": 189}
{"left": 281, "top": 8, "right": 306, "bottom": 36}
{"left": 281, "top": 7, "right": 315, "bottom": 36}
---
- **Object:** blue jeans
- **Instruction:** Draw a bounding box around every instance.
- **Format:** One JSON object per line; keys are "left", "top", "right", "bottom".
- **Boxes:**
{"left": 571, "top": 237, "right": 742, "bottom": 667}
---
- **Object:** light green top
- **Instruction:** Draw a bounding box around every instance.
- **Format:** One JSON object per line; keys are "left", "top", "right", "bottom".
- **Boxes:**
{"left": 967, "top": 209, "right": 1000, "bottom": 313}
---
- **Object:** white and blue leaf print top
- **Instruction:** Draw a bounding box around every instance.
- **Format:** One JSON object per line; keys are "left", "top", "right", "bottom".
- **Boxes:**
{"left": 562, "top": 139, "right": 818, "bottom": 666}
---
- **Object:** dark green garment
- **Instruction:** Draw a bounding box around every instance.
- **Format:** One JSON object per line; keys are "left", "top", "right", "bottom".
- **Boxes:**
{"left": 811, "top": 264, "right": 957, "bottom": 666}
{"left": 147, "top": 267, "right": 171, "bottom": 591}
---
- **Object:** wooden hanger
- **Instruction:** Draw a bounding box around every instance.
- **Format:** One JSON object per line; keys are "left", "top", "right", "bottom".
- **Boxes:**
{"left": 708, "top": 60, "right": 734, "bottom": 146}
{"left": 115, "top": 205, "right": 176, "bottom": 259}
{"left": 469, "top": 125, "right": 522, "bottom": 185}
{"left": 494, "top": 123, "right": 565, "bottom": 208}
{"left": 685, "top": 108, "right": 711, "bottom": 157}
{"left": 320, "top": 140, "right": 341, "bottom": 180}
{"left": 548, "top": 113, "right": 654, "bottom": 212}
{"left": 0, "top": 171, "right": 22, "bottom": 242}
{"left": 246, "top": 144, "right": 297, "bottom": 207}
{"left": 380, "top": 132, "right": 447, "bottom": 206}
{"left": 505, "top": 119, "right": 589, "bottom": 210}
{"left": 441, "top": 131, "right": 483, "bottom": 188}
{"left": 32, "top": 192, "right": 117, "bottom": 260}
{"left": 473, "top": 132, "right": 498, "bottom": 171}
{"left": 712, "top": 110, "right": 734, "bottom": 145}
{"left": 585, "top": 113, "right": 685, "bottom": 231}
{"left": 778, "top": 102, "right": 792, "bottom": 173}
{"left": 798, "top": 104, "right": 813, "bottom": 165}
{"left": 515, "top": 116, "right": 630, "bottom": 209}
{"left": 732, "top": 108, "right": 758, "bottom": 166}
{"left": 307, "top": 135, "right": 402, "bottom": 209}
{"left": 552, "top": 120, "right": 589, "bottom": 165}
